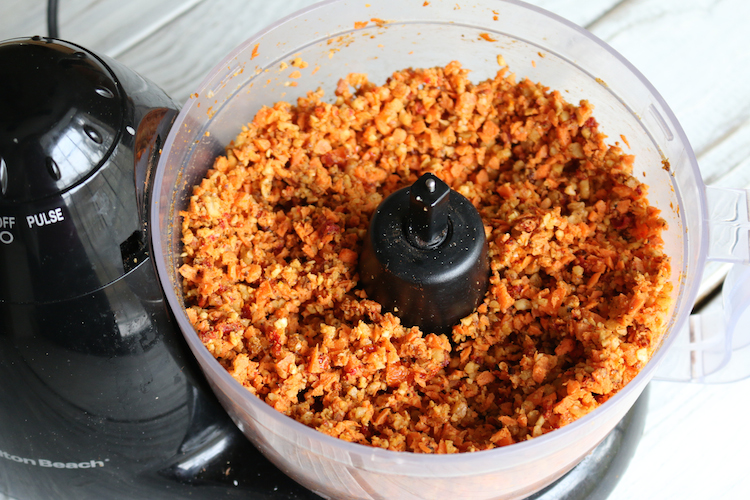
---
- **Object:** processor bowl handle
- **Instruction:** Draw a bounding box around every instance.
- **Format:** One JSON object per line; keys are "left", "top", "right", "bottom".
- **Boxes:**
{"left": 655, "top": 186, "right": 750, "bottom": 383}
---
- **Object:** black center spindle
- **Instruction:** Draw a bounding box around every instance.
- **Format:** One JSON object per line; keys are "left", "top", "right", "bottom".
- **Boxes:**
{"left": 359, "top": 172, "right": 490, "bottom": 336}
{"left": 407, "top": 173, "right": 450, "bottom": 249}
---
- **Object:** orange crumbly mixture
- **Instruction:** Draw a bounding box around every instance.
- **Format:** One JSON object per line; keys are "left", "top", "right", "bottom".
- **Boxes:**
{"left": 179, "top": 61, "right": 672, "bottom": 453}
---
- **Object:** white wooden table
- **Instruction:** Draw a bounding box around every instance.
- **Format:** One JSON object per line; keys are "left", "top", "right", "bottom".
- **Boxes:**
{"left": 3, "top": 1, "right": 749, "bottom": 499}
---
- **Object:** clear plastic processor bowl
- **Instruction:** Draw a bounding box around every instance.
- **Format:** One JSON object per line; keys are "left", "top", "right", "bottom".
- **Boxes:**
{"left": 151, "top": 1, "right": 750, "bottom": 498}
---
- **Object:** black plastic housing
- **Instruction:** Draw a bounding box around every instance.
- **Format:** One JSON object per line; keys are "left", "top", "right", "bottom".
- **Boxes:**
{"left": 0, "top": 37, "right": 318, "bottom": 500}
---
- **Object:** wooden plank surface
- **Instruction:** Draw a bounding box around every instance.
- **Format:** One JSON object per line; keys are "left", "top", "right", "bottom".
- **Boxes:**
{"left": 591, "top": 0, "right": 750, "bottom": 160}
{"left": 0, "top": 0, "right": 624, "bottom": 105}
{"left": 0, "top": 0, "right": 204, "bottom": 55}
{"left": 115, "top": 0, "right": 323, "bottom": 105}
{"left": 1, "top": 1, "right": 749, "bottom": 500}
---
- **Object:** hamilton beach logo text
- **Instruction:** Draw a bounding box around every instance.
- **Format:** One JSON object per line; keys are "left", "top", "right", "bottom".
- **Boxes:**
{"left": 1, "top": 449, "right": 107, "bottom": 469}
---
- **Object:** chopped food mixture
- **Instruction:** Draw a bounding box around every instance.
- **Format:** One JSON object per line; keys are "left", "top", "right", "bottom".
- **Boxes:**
{"left": 178, "top": 61, "right": 672, "bottom": 453}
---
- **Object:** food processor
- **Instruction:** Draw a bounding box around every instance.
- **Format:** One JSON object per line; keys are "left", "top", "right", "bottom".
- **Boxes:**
{"left": 150, "top": 1, "right": 750, "bottom": 499}
{"left": 2, "top": 0, "right": 750, "bottom": 499}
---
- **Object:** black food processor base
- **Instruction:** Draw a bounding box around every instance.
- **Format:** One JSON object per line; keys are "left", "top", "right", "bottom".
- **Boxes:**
{"left": 0, "top": 384, "right": 647, "bottom": 500}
